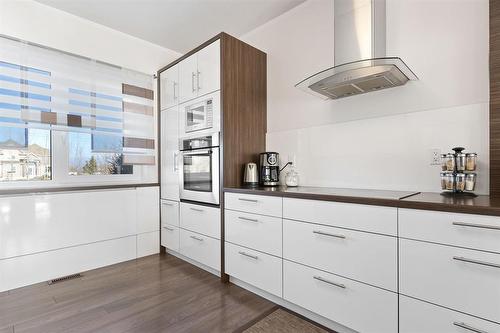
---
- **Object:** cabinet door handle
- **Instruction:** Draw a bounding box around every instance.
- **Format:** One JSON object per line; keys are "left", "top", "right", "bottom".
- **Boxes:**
{"left": 191, "top": 72, "right": 196, "bottom": 93}
{"left": 238, "top": 251, "right": 258, "bottom": 260}
{"left": 196, "top": 71, "right": 201, "bottom": 91}
{"left": 313, "top": 276, "right": 346, "bottom": 289}
{"left": 163, "top": 226, "right": 174, "bottom": 231}
{"left": 162, "top": 202, "right": 174, "bottom": 206}
{"left": 453, "top": 256, "right": 500, "bottom": 269}
{"left": 452, "top": 221, "right": 500, "bottom": 231}
{"left": 190, "top": 235, "right": 203, "bottom": 241}
{"left": 173, "top": 152, "right": 179, "bottom": 172}
{"left": 453, "top": 322, "right": 488, "bottom": 333}
{"left": 238, "top": 198, "right": 258, "bottom": 203}
{"left": 313, "top": 230, "right": 346, "bottom": 239}
{"left": 173, "top": 81, "right": 177, "bottom": 100}
{"left": 190, "top": 207, "right": 204, "bottom": 212}
{"left": 238, "top": 216, "right": 259, "bottom": 223}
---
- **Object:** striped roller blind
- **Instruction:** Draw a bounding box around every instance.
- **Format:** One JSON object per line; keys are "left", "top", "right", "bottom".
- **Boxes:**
{"left": 0, "top": 35, "right": 156, "bottom": 165}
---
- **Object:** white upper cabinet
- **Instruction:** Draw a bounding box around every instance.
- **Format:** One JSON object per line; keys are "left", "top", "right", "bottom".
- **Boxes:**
{"left": 160, "top": 105, "right": 179, "bottom": 201}
{"left": 178, "top": 40, "right": 220, "bottom": 103}
{"left": 160, "top": 64, "right": 179, "bottom": 109}
{"left": 196, "top": 40, "right": 220, "bottom": 97}
{"left": 179, "top": 53, "right": 198, "bottom": 103}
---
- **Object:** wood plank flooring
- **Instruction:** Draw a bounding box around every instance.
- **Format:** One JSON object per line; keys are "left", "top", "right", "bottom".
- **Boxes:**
{"left": 0, "top": 253, "right": 275, "bottom": 333}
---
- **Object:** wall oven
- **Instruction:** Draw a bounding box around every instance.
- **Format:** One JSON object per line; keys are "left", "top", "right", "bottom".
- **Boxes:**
{"left": 179, "top": 133, "right": 220, "bottom": 205}
{"left": 180, "top": 91, "right": 220, "bottom": 137}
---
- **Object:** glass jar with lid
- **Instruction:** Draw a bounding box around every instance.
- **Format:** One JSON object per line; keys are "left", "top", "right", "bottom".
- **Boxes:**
{"left": 456, "top": 153, "right": 466, "bottom": 171}
{"left": 455, "top": 173, "right": 466, "bottom": 191}
{"left": 466, "top": 153, "right": 477, "bottom": 171}
{"left": 444, "top": 153, "right": 455, "bottom": 172}
{"left": 440, "top": 154, "right": 448, "bottom": 171}
{"left": 440, "top": 172, "right": 447, "bottom": 190}
{"left": 465, "top": 173, "right": 476, "bottom": 191}
{"left": 445, "top": 173, "right": 455, "bottom": 191}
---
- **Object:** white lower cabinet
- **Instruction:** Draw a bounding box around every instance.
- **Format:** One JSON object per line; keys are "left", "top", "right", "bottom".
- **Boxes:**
{"left": 225, "top": 242, "right": 282, "bottom": 297}
{"left": 400, "top": 238, "right": 500, "bottom": 323}
{"left": 283, "top": 260, "right": 398, "bottom": 333}
{"left": 283, "top": 219, "right": 397, "bottom": 291}
{"left": 180, "top": 202, "right": 220, "bottom": 239}
{"left": 400, "top": 295, "right": 500, "bottom": 333}
{"left": 161, "top": 224, "right": 179, "bottom": 252}
{"left": 179, "top": 228, "right": 220, "bottom": 271}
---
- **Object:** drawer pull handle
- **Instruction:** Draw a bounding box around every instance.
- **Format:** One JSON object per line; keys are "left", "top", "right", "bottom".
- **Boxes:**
{"left": 238, "top": 216, "right": 259, "bottom": 223}
{"left": 453, "top": 322, "right": 488, "bottom": 333}
{"left": 190, "top": 235, "right": 204, "bottom": 241}
{"left": 238, "top": 198, "right": 259, "bottom": 203}
{"left": 163, "top": 226, "right": 174, "bottom": 231}
{"left": 453, "top": 256, "right": 500, "bottom": 269}
{"left": 313, "top": 276, "right": 346, "bottom": 289}
{"left": 190, "top": 208, "right": 204, "bottom": 212}
{"left": 452, "top": 221, "right": 500, "bottom": 231}
{"left": 238, "top": 251, "right": 258, "bottom": 260}
{"left": 313, "top": 230, "right": 346, "bottom": 239}
{"left": 162, "top": 202, "right": 174, "bottom": 206}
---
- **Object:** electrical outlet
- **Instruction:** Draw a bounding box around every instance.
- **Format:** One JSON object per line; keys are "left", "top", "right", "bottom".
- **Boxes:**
{"left": 430, "top": 149, "right": 441, "bottom": 165}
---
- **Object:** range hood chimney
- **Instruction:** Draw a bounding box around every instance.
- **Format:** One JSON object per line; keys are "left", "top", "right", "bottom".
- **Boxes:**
{"left": 296, "top": 0, "right": 417, "bottom": 99}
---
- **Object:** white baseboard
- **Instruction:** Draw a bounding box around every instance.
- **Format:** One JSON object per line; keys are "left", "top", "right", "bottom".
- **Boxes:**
{"left": 229, "top": 276, "right": 358, "bottom": 333}
{"left": 165, "top": 249, "right": 221, "bottom": 277}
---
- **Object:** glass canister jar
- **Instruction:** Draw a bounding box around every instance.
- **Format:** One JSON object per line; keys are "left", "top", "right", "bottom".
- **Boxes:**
{"left": 466, "top": 153, "right": 477, "bottom": 171}
{"left": 440, "top": 172, "right": 447, "bottom": 190}
{"left": 456, "top": 153, "right": 466, "bottom": 171}
{"left": 440, "top": 154, "right": 448, "bottom": 171}
{"left": 455, "top": 173, "right": 466, "bottom": 191}
{"left": 465, "top": 173, "right": 476, "bottom": 191}
{"left": 444, "top": 153, "right": 455, "bottom": 171}
{"left": 285, "top": 166, "right": 299, "bottom": 187}
{"left": 445, "top": 173, "right": 455, "bottom": 191}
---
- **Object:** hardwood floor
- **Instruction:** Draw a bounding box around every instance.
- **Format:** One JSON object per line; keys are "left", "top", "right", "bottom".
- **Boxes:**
{"left": 0, "top": 254, "right": 275, "bottom": 333}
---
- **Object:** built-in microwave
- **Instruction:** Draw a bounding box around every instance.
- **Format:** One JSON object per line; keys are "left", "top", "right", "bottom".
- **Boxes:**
{"left": 180, "top": 91, "right": 220, "bottom": 137}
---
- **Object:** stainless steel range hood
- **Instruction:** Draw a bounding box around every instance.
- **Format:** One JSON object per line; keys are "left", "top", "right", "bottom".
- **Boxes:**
{"left": 296, "top": 0, "right": 417, "bottom": 99}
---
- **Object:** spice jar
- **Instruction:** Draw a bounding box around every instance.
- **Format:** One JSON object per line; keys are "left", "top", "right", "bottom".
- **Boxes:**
{"left": 440, "top": 172, "right": 447, "bottom": 190}
{"left": 456, "top": 153, "right": 466, "bottom": 171}
{"left": 465, "top": 173, "right": 476, "bottom": 191}
{"left": 466, "top": 153, "right": 477, "bottom": 171}
{"left": 440, "top": 154, "right": 448, "bottom": 171}
{"left": 444, "top": 153, "right": 455, "bottom": 171}
{"left": 445, "top": 173, "right": 455, "bottom": 190}
{"left": 455, "top": 173, "right": 466, "bottom": 191}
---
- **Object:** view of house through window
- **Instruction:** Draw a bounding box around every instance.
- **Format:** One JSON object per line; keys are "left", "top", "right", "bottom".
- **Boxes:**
{"left": 0, "top": 126, "right": 51, "bottom": 181}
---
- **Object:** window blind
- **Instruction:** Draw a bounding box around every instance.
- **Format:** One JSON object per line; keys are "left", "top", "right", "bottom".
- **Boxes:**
{"left": 0, "top": 35, "right": 156, "bottom": 165}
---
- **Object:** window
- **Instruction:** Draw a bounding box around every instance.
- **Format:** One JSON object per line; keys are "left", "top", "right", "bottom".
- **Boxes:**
{"left": 0, "top": 35, "right": 156, "bottom": 188}
{"left": 0, "top": 126, "right": 51, "bottom": 181}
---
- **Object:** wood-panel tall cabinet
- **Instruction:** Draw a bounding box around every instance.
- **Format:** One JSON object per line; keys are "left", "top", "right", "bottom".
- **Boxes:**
{"left": 158, "top": 33, "right": 267, "bottom": 280}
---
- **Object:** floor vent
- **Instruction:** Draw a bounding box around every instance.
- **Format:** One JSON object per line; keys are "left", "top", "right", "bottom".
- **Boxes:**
{"left": 48, "top": 273, "right": 83, "bottom": 285}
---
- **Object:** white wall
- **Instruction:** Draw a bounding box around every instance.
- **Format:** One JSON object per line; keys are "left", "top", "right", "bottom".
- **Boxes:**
{"left": 242, "top": 0, "right": 490, "bottom": 194}
{"left": 0, "top": 0, "right": 180, "bottom": 74}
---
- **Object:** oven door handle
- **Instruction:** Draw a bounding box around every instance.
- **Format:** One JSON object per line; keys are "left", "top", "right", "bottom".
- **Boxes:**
{"left": 181, "top": 149, "right": 213, "bottom": 156}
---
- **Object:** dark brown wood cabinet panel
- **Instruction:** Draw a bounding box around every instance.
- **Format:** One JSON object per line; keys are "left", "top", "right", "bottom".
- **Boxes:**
{"left": 491, "top": 0, "right": 500, "bottom": 196}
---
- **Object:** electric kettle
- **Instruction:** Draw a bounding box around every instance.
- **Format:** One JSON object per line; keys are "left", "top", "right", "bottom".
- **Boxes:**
{"left": 243, "top": 163, "right": 259, "bottom": 186}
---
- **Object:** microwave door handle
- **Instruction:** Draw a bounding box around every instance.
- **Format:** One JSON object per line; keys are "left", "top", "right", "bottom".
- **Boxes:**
{"left": 173, "top": 152, "right": 179, "bottom": 172}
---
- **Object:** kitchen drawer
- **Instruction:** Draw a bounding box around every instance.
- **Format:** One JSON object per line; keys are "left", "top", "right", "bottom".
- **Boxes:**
{"left": 161, "top": 224, "right": 179, "bottom": 252}
{"left": 400, "top": 295, "right": 500, "bottom": 333}
{"left": 224, "top": 192, "right": 282, "bottom": 217}
{"left": 225, "top": 210, "right": 282, "bottom": 257}
{"left": 161, "top": 200, "right": 179, "bottom": 227}
{"left": 283, "top": 260, "right": 398, "bottom": 333}
{"left": 180, "top": 202, "right": 220, "bottom": 239}
{"left": 179, "top": 229, "right": 220, "bottom": 271}
{"left": 283, "top": 198, "right": 397, "bottom": 236}
{"left": 225, "top": 242, "right": 282, "bottom": 297}
{"left": 400, "top": 239, "right": 500, "bottom": 323}
{"left": 283, "top": 219, "right": 397, "bottom": 291}
{"left": 399, "top": 209, "right": 500, "bottom": 254}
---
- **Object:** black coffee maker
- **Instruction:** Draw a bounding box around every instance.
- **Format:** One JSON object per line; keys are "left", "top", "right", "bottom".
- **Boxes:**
{"left": 259, "top": 152, "right": 280, "bottom": 186}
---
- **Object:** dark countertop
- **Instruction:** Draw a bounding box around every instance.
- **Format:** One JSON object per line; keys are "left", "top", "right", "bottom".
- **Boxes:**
{"left": 224, "top": 186, "right": 500, "bottom": 216}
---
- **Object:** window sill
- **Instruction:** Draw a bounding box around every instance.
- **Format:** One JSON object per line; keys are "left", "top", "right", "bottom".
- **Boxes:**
{"left": 0, "top": 183, "right": 159, "bottom": 196}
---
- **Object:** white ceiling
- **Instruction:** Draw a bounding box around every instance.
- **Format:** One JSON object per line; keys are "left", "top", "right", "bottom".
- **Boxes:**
{"left": 34, "top": 0, "right": 305, "bottom": 53}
